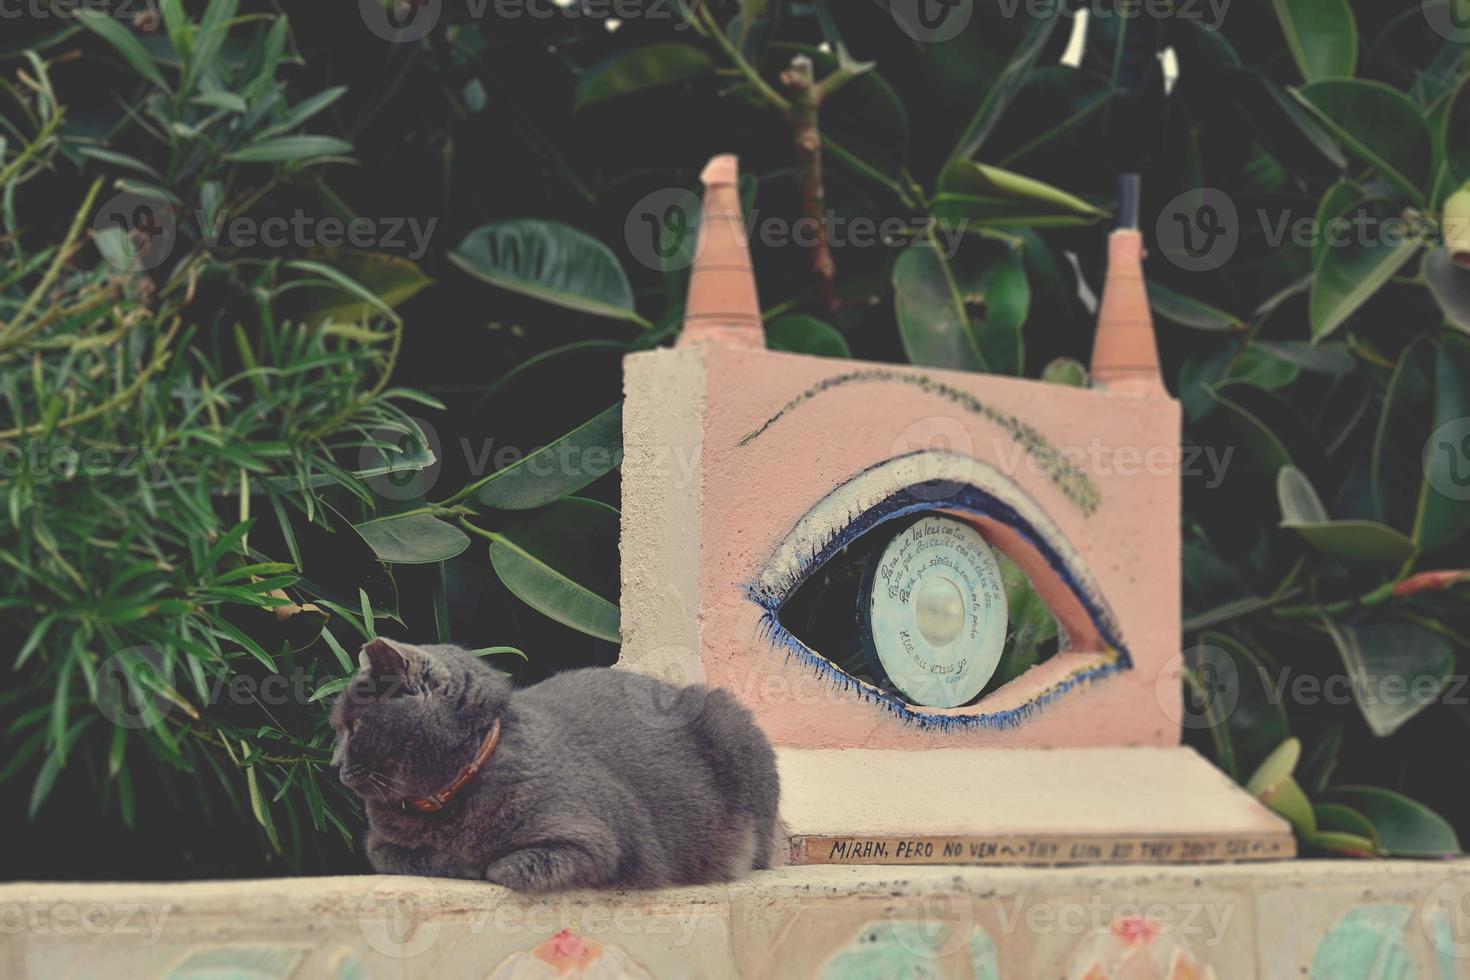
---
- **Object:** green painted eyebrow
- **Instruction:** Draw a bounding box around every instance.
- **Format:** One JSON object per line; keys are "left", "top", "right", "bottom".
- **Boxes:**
{"left": 736, "top": 368, "right": 1101, "bottom": 517}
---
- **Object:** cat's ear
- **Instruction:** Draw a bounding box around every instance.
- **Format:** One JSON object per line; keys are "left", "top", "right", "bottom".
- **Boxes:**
{"left": 359, "top": 637, "right": 410, "bottom": 676}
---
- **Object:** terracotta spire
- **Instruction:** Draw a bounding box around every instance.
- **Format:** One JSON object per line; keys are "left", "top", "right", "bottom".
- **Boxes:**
{"left": 678, "top": 155, "right": 764, "bottom": 349}
{"left": 1090, "top": 175, "right": 1166, "bottom": 396}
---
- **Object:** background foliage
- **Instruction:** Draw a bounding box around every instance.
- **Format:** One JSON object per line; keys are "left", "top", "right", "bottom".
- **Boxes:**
{"left": 2, "top": 0, "right": 1468, "bottom": 876}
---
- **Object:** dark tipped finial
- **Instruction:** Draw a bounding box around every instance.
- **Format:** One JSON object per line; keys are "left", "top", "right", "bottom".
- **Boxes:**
{"left": 1117, "top": 173, "right": 1140, "bottom": 230}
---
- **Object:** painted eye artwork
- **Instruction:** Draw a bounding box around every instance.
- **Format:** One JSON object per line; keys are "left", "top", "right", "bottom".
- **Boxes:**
{"left": 749, "top": 448, "right": 1130, "bottom": 727}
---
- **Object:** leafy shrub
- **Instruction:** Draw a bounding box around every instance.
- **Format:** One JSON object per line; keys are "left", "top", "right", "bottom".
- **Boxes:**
{"left": 1, "top": 6, "right": 433, "bottom": 872}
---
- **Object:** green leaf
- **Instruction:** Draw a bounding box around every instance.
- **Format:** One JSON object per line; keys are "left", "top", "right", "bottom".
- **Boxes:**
{"left": 1314, "top": 802, "right": 1380, "bottom": 848}
{"left": 893, "top": 244, "right": 985, "bottom": 372}
{"left": 77, "top": 147, "right": 163, "bottom": 180}
{"left": 1252, "top": 341, "right": 1355, "bottom": 376}
{"left": 1277, "top": 466, "right": 1417, "bottom": 567}
{"left": 457, "top": 403, "right": 623, "bottom": 512}
{"left": 285, "top": 259, "right": 402, "bottom": 325}
{"left": 1308, "top": 196, "right": 1420, "bottom": 341}
{"left": 933, "top": 161, "right": 1107, "bottom": 228}
{"left": 1418, "top": 333, "right": 1470, "bottom": 547}
{"left": 956, "top": 244, "right": 1029, "bottom": 376}
{"left": 245, "top": 762, "right": 281, "bottom": 853}
{"left": 1246, "top": 739, "right": 1317, "bottom": 837}
{"left": 1190, "top": 633, "right": 1290, "bottom": 782}
{"left": 308, "top": 677, "right": 352, "bottom": 703}
{"left": 1443, "top": 75, "right": 1470, "bottom": 185}
{"left": 945, "top": 7, "right": 1062, "bottom": 168}
{"left": 1320, "top": 617, "right": 1454, "bottom": 737}
{"left": 359, "top": 588, "right": 375, "bottom": 637}
{"left": 1293, "top": 81, "right": 1432, "bottom": 204}
{"left": 77, "top": 10, "right": 168, "bottom": 90}
{"left": 765, "top": 315, "right": 851, "bottom": 358}
{"left": 574, "top": 44, "right": 714, "bottom": 110}
{"left": 994, "top": 555, "right": 1056, "bottom": 685}
{"left": 28, "top": 751, "right": 62, "bottom": 819}
{"left": 225, "top": 136, "right": 354, "bottom": 164}
{"left": 1424, "top": 247, "right": 1470, "bottom": 333}
{"left": 1246, "top": 737, "right": 1301, "bottom": 797}
{"left": 1208, "top": 381, "right": 1297, "bottom": 473}
{"left": 259, "top": 86, "right": 349, "bottom": 140}
{"left": 488, "top": 498, "right": 620, "bottom": 643}
{"left": 1373, "top": 336, "right": 1435, "bottom": 529}
{"left": 1324, "top": 786, "right": 1461, "bottom": 857}
{"left": 451, "top": 221, "right": 647, "bottom": 327}
{"left": 190, "top": 91, "right": 248, "bottom": 113}
{"left": 1230, "top": 346, "right": 1300, "bottom": 390}
{"left": 159, "top": 0, "right": 189, "bottom": 58}
{"left": 1271, "top": 0, "right": 1357, "bottom": 82}
{"left": 1147, "top": 283, "right": 1245, "bottom": 332}
{"left": 1040, "top": 357, "right": 1087, "bottom": 387}
{"left": 185, "top": 0, "right": 238, "bottom": 94}
{"left": 469, "top": 646, "right": 528, "bottom": 661}
{"left": 352, "top": 513, "right": 470, "bottom": 565}
{"left": 299, "top": 250, "right": 432, "bottom": 327}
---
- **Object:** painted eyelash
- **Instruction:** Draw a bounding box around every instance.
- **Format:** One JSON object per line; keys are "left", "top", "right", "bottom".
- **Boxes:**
{"left": 756, "top": 611, "right": 1125, "bottom": 732}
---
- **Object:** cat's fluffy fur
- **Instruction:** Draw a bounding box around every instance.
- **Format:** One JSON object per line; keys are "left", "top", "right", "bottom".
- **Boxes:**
{"left": 330, "top": 638, "right": 781, "bottom": 892}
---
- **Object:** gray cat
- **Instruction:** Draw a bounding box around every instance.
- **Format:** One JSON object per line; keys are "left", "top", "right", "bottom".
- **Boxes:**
{"left": 330, "top": 638, "right": 782, "bottom": 892}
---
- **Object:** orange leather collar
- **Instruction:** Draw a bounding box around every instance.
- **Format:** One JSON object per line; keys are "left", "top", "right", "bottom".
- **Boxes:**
{"left": 404, "top": 717, "right": 502, "bottom": 813}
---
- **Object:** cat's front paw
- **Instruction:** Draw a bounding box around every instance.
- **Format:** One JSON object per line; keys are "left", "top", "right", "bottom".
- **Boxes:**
{"left": 484, "top": 847, "right": 608, "bottom": 893}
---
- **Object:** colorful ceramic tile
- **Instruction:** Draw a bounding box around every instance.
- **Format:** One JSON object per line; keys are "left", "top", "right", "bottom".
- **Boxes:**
{"left": 1310, "top": 905, "right": 1416, "bottom": 980}
{"left": 485, "top": 929, "right": 653, "bottom": 980}
{"left": 162, "top": 945, "right": 306, "bottom": 980}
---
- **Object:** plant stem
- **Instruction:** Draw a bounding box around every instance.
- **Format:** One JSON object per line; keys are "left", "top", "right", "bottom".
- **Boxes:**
{"left": 781, "top": 55, "right": 839, "bottom": 316}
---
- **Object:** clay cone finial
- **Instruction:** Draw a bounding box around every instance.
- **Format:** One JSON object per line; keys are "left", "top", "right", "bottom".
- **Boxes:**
{"left": 1090, "top": 175, "right": 1166, "bottom": 396}
{"left": 677, "top": 155, "right": 764, "bottom": 349}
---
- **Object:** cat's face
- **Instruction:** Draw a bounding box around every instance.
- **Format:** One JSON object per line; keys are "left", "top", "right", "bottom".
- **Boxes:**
{"left": 329, "top": 639, "right": 507, "bottom": 803}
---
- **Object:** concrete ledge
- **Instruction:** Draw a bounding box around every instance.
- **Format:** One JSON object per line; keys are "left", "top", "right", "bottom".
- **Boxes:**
{"left": 4, "top": 862, "right": 1469, "bottom": 978}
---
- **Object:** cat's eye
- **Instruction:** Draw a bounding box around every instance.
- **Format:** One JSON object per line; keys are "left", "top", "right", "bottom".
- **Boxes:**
{"left": 751, "top": 450, "right": 1128, "bottom": 722}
